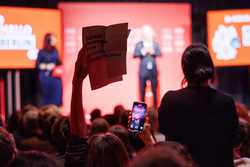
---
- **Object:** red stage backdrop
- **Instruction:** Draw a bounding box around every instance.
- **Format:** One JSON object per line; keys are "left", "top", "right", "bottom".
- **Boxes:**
{"left": 59, "top": 3, "right": 191, "bottom": 120}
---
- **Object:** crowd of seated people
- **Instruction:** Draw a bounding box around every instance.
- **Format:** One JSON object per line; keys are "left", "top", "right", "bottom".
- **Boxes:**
{"left": 0, "top": 101, "right": 249, "bottom": 167}
{"left": 1, "top": 44, "right": 250, "bottom": 167}
{"left": 0, "top": 103, "right": 188, "bottom": 167}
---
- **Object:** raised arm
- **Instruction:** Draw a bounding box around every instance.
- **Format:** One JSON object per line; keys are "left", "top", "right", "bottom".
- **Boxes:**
{"left": 70, "top": 48, "right": 88, "bottom": 138}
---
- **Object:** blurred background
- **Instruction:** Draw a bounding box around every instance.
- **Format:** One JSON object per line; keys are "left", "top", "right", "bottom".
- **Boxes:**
{"left": 1, "top": 0, "right": 250, "bottom": 122}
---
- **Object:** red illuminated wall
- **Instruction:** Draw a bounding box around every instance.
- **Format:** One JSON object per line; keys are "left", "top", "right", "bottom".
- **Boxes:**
{"left": 59, "top": 3, "right": 191, "bottom": 119}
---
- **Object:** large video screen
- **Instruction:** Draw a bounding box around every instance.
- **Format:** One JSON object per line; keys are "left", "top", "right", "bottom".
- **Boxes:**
{"left": 207, "top": 9, "right": 250, "bottom": 66}
{"left": 59, "top": 3, "right": 191, "bottom": 116}
{"left": 0, "top": 7, "right": 62, "bottom": 69}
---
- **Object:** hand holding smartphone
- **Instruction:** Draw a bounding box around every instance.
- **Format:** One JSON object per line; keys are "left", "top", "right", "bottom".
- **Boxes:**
{"left": 128, "top": 102, "right": 147, "bottom": 133}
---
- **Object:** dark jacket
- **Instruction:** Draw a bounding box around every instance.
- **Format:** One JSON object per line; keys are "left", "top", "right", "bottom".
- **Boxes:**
{"left": 133, "top": 41, "right": 161, "bottom": 78}
{"left": 158, "top": 86, "right": 240, "bottom": 167}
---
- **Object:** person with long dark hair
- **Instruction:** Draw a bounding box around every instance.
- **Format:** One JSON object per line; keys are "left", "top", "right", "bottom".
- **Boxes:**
{"left": 36, "top": 33, "right": 62, "bottom": 106}
{"left": 0, "top": 127, "right": 17, "bottom": 167}
{"left": 158, "top": 44, "right": 241, "bottom": 167}
{"left": 88, "top": 133, "right": 129, "bottom": 167}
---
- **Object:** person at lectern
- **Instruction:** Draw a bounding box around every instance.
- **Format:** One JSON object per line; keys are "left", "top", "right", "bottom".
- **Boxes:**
{"left": 133, "top": 25, "right": 161, "bottom": 107}
{"left": 36, "top": 33, "right": 62, "bottom": 106}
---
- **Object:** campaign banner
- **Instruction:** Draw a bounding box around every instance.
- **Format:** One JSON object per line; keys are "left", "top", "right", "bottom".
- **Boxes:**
{"left": 0, "top": 7, "right": 62, "bottom": 69}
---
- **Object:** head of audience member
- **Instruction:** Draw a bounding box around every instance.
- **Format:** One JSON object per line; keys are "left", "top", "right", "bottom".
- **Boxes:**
{"left": 130, "top": 142, "right": 195, "bottom": 167}
{"left": 109, "top": 125, "right": 134, "bottom": 158}
{"left": 237, "top": 120, "right": 250, "bottom": 157}
{"left": 114, "top": 105, "right": 125, "bottom": 124}
{"left": 9, "top": 151, "right": 57, "bottom": 167}
{"left": 90, "top": 108, "right": 102, "bottom": 123}
{"left": 39, "top": 104, "right": 60, "bottom": 140}
{"left": 103, "top": 114, "right": 117, "bottom": 126}
{"left": 0, "top": 127, "right": 16, "bottom": 167}
{"left": 182, "top": 44, "right": 214, "bottom": 87}
{"left": 120, "top": 110, "right": 130, "bottom": 128}
{"left": 7, "top": 111, "right": 22, "bottom": 133}
{"left": 109, "top": 125, "right": 129, "bottom": 146}
{"left": 21, "top": 107, "right": 40, "bottom": 137}
{"left": 90, "top": 118, "right": 110, "bottom": 136}
{"left": 50, "top": 116, "right": 70, "bottom": 154}
{"left": 148, "top": 107, "right": 159, "bottom": 132}
{"left": 155, "top": 141, "right": 197, "bottom": 167}
{"left": 234, "top": 158, "right": 250, "bottom": 167}
{"left": 88, "top": 133, "right": 129, "bottom": 167}
{"left": 21, "top": 104, "right": 38, "bottom": 114}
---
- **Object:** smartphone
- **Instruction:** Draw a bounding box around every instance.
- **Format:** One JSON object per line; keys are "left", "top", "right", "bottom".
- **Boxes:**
{"left": 129, "top": 102, "right": 147, "bottom": 132}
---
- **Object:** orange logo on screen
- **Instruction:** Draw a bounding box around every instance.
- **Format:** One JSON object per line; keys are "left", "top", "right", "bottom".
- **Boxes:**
{"left": 207, "top": 10, "right": 250, "bottom": 66}
{"left": 0, "top": 15, "right": 38, "bottom": 60}
{"left": 212, "top": 25, "right": 240, "bottom": 60}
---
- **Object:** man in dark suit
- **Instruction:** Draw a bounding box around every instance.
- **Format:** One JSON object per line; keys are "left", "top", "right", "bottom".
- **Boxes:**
{"left": 134, "top": 25, "right": 161, "bottom": 107}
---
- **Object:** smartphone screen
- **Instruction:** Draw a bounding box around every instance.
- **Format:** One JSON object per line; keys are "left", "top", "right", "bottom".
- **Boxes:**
{"left": 129, "top": 102, "right": 147, "bottom": 132}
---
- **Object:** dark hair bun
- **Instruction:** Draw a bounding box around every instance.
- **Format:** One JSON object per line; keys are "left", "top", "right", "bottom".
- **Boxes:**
{"left": 193, "top": 67, "right": 214, "bottom": 83}
{"left": 182, "top": 44, "right": 215, "bottom": 85}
